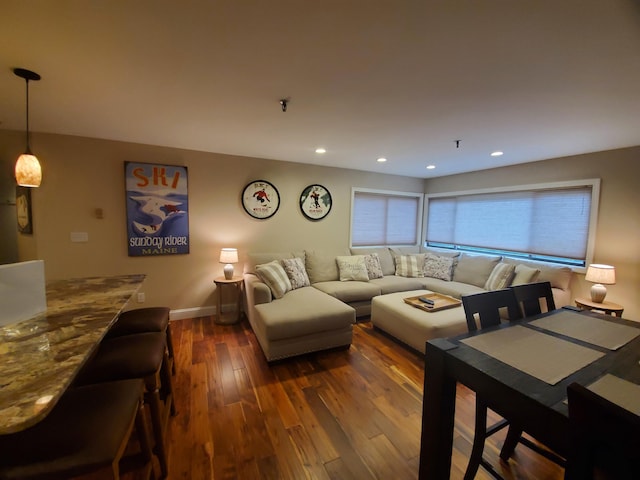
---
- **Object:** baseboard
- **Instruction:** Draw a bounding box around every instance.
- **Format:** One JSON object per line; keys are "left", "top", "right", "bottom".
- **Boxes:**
{"left": 168, "top": 303, "right": 240, "bottom": 321}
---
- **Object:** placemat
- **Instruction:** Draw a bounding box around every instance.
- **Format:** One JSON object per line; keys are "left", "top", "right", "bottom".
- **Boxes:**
{"left": 461, "top": 325, "right": 604, "bottom": 385}
{"left": 530, "top": 310, "right": 640, "bottom": 350}
{"left": 586, "top": 374, "right": 640, "bottom": 415}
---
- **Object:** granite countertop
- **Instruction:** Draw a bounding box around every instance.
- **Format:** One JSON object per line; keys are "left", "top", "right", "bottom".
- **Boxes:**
{"left": 0, "top": 274, "right": 145, "bottom": 434}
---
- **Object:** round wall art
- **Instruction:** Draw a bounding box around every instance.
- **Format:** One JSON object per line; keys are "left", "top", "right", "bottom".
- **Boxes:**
{"left": 242, "top": 180, "right": 280, "bottom": 219}
{"left": 300, "top": 184, "right": 332, "bottom": 221}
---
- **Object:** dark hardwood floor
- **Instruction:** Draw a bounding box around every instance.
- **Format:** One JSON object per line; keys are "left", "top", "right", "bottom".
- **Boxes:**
{"left": 122, "top": 315, "right": 566, "bottom": 479}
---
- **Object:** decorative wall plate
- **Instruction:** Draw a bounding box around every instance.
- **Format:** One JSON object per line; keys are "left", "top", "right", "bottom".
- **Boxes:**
{"left": 300, "top": 184, "right": 332, "bottom": 221}
{"left": 242, "top": 180, "right": 280, "bottom": 219}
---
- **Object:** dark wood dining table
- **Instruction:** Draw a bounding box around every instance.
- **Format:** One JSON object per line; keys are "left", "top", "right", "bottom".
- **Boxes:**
{"left": 418, "top": 307, "right": 640, "bottom": 479}
{"left": 0, "top": 274, "right": 145, "bottom": 434}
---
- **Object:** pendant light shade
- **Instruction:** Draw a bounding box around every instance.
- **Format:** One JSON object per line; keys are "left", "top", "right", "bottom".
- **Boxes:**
{"left": 14, "top": 68, "right": 42, "bottom": 188}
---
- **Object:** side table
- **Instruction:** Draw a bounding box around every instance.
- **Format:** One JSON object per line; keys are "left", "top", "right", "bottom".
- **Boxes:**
{"left": 214, "top": 276, "right": 243, "bottom": 324}
{"left": 575, "top": 297, "right": 624, "bottom": 317}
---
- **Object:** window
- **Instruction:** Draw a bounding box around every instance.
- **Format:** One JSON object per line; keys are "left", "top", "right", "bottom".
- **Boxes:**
{"left": 424, "top": 179, "right": 600, "bottom": 268}
{"left": 351, "top": 188, "right": 423, "bottom": 247}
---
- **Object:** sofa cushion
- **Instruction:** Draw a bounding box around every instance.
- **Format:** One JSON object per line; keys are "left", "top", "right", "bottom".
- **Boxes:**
{"left": 364, "top": 253, "right": 384, "bottom": 279}
{"left": 313, "top": 280, "right": 381, "bottom": 303}
{"left": 246, "top": 251, "right": 304, "bottom": 274}
{"left": 423, "top": 253, "right": 455, "bottom": 281}
{"left": 254, "top": 287, "right": 355, "bottom": 341}
{"left": 395, "top": 254, "right": 426, "bottom": 278}
{"left": 281, "top": 257, "right": 310, "bottom": 289}
{"left": 453, "top": 254, "right": 501, "bottom": 288}
{"left": 485, "top": 263, "right": 516, "bottom": 290}
{"left": 419, "top": 278, "right": 486, "bottom": 299}
{"left": 537, "top": 265, "right": 572, "bottom": 291}
{"left": 510, "top": 264, "right": 540, "bottom": 286}
{"left": 351, "top": 247, "right": 395, "bottom": 276}
{"left": 255, "top": 261, "right": 292, "bottom": 299}
{"left": 305, "top": 249, "right": 350, "bottom": 283}
{"left": 369, "top": 275, "right": 424, "bottom": 294}
{"left": 336, "top": 255, "right": 370, "bottom": 281}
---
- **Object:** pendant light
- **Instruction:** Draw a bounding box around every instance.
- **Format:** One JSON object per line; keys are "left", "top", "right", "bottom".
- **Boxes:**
{"left": 13, "top": 68, "right": 42, "bottom": 187}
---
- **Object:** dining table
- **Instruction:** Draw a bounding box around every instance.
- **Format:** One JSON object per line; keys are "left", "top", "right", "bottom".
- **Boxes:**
{"left": 418, "top": 306, "right": 640, "bottom": 479}
{"left": 0, "top": 274, "right": 145, "bottom": 435}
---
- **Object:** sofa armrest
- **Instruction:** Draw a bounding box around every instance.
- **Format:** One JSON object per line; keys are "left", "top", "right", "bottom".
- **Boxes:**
{"left": 244, "top": 273, "right": 273, "bottom": 306}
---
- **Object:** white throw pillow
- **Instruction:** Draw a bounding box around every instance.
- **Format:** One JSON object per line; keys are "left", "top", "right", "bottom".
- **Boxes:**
{"left": 336, "top": 255, "right": 370, "bottom": 281}
{"left": 281, "top": 257, "right": 310, "bottom": 289}
{"left": 423, "top": 253, "right": 455, "bottom": 281}
{"left": 395, "top": 254, "right": 425, "bottom": 278}
{"left": 255, "top": 260, "right": 292, "bottom": 299}
{"left": 484, "top": 263, "right": 516, "bottom": 290}
{"left": 511, "top": 264, "right": 541, "bottom": 286}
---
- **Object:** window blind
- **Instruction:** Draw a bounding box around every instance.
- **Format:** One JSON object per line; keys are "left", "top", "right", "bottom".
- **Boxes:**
{"left": 426, "top": 186, "right": 592, "bottom": 261}
{"left": 352, "top": 191, "right": 420, "bottom": 246}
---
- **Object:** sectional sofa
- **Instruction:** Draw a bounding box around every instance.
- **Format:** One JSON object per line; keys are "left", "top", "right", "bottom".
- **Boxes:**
{"left": 242, "top": 247, "right": 573, "bottom": 361}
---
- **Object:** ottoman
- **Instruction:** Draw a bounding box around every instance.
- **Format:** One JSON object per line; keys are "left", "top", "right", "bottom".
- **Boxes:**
{"left": 371, "top": 290, "right": 468, "bottom": 353}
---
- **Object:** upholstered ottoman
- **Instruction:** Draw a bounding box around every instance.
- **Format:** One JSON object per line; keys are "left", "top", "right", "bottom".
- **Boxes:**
{"left": 371, "top": 290, "right": 468, "bottom": 353}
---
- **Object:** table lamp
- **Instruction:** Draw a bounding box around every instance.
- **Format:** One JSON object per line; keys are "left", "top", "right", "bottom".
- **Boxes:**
{"left": 219, "top": 248, "right": 238, "bottom": 280}
{"left": 584, "top": 264, "right": 615, "bottom": 303}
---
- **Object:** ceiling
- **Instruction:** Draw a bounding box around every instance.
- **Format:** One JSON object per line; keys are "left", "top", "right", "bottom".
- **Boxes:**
{"left": 2, "top": 1, "right": 639, "bottom": 179}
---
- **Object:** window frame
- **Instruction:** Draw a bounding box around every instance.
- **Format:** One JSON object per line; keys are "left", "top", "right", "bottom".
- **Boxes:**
{"left": 423, "top": 179, "right": 601, "bottom": 273}
{"left": 350, "top": 187, "right": 424, "bottom": 248}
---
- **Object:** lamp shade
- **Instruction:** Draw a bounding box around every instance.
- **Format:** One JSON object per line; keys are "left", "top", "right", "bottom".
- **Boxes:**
{"left": 15, "top": 153, "right": 42, "bottom": 187}
{"left": 219, "top": 248, "right": 238, "bottom": 264}
{"left": 585, "top": 264, "right": 616, "bottom": 285}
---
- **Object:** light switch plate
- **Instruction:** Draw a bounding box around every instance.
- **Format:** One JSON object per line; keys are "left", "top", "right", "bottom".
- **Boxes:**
{"left": 70, "top": 232, "right": 89, "bottom": 242}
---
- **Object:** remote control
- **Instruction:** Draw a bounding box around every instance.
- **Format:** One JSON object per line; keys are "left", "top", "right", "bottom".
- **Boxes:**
{"left": 419, "top": 297, "right": 435, "bottom": 305}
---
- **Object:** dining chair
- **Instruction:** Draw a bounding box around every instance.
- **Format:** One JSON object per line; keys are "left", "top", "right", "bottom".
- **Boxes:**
{"left": 460, "top": 289, "right": 523, "bottom": 479}
{"left": 0, "top": 379, "right": 153, "bottom": 480}
{"left": 511, "top": 281, "right": 556, "bottom": 317}
{"left": 565, "top": 382, "right": 640, "bottom": 480}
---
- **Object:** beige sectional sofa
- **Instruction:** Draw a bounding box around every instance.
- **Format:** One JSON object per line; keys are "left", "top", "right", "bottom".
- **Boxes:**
{"left": 243, "top": 247, "right": 573, "bottom": 361}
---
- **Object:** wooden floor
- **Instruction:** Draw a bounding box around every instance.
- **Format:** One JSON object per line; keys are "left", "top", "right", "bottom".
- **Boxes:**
{"left": 125, "top": 315, "right": 565, "bottom": 479}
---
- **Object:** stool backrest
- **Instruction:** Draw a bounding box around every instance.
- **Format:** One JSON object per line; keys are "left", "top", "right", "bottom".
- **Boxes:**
{"left": 511, "top": 281, "right": 556, "bottom": 317}
{"left": 462, "top": 289, "right": 522, "bottom": 332}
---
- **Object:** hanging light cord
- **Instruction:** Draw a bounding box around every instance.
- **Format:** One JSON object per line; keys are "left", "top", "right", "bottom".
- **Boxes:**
{"left": 24, "top": 77, "right": 32, "bottom": 154}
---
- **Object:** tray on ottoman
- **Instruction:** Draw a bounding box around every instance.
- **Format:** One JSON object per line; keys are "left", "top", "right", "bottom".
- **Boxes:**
{"left": 404, "top": 293, "right": 461, "bottom": 312}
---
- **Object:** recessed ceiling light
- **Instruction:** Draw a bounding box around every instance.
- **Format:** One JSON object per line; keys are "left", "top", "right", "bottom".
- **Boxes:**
{"left": 377, "top": 157, "right": 387, "bottom": 163}
{"left": 491, "top": 151, "right": 504, "bottom": 157}
{"left": 315, "top": 147, "right": 326, "bottom": 154}
{"left": 426, "top": 165, "right": 436, "bottom": 170}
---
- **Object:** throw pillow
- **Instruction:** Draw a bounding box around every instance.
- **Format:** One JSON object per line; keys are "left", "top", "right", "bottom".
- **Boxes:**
{"left": 395, "top": 254, "right": 425, "bottom": 278}
{"left": 255, "top": 260, "right": 292, "bottom": 299}
{"left": 452, "top": 254, "right": 501, "bottom": 288}
{"left": 484, "top": 263, "right": 516, "bottom": 290}
{"left": 281, "top": 257, "right": 310, "bottom": 289}
{"left": 423, "top": 253, "right": 454, "bottom": 281}
{"left": 364, "top": 253, "right": 384, "bottom": 279}
{"left": 511, "top": 264, "right": 541, "bottom": 286}
{"left": 336, "top": 255, "right": 370, "bottom": 281}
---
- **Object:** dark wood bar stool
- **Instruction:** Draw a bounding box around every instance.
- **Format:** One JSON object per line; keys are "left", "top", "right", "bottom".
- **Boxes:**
{"left": 74, "top": 332, "right": 175, "bottom": 478}
{"left": 0, "top": 379, "right": 153, "bottom": 480}
{"left": 107, "top": 307, "right": 175, "bottom": 375}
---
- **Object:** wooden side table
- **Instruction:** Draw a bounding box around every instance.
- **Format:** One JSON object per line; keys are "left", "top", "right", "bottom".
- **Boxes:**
{"left": 214, "top": 276, "right": 243, "bottom": 324}
{"left": 575, "top": 297, "right": 624, "bottom": 317}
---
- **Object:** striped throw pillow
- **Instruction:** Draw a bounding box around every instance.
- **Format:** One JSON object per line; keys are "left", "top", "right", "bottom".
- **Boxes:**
{"left": 395, "top": 254, "right": 425, "bottom": 278}
{"left": 255, "top": 260, "right": 292, "bottom": 299}
{"left": 484, "top": 263, "right": 516, "bottom": 290}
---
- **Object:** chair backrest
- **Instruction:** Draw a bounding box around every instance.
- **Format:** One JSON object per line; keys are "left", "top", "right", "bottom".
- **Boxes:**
{"left": 565, "top": 382, "right": 640, "bottom": 480}
{"left": 461, "top": 289, "right": 523, "bottom": 332}
{"left": 510, "top": 281, "right": 556, "bottom": 317}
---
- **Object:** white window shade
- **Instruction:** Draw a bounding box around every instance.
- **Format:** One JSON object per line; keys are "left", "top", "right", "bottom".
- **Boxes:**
{"left": 426, "top": 186, "right": 593, "bottom": 263}
{"left": 352, "top": 191, "right": 421, "bottom": 247}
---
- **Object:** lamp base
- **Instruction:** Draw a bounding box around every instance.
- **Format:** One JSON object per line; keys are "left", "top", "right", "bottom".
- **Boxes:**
{"left": 223, "top": 264, "right": 234, "bottom": 280}
{"left": 590, "top": 283, "right": 607, "bottom": 303}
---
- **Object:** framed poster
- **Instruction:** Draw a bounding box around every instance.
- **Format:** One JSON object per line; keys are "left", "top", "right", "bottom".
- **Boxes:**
{"left": 300, "top": 184, "right": 332, "bottom": 221}
{"left": 124, "top": 162, "right": 189, "bottom": 256}
{"left": 16, "top": 186, "right": 33, "bottom": 234}
{"left": 242, "top": 180, "right": 280, "bottom": 219}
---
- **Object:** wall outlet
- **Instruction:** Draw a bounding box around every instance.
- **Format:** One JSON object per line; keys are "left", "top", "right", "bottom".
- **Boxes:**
{"left": 137, "top": 292, "right": 145, "bottom": 303}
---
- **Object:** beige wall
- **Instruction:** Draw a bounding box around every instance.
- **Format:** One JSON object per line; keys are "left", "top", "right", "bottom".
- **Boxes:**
{"left": 424, "top": 146, "right": 640, "bottom": 319}
{"left": 0, "top": 130, "right": 423, "bottom": 315}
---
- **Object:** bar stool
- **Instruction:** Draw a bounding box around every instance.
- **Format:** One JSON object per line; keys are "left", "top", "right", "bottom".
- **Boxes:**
{"left": 74, "top": 332, "right": 175, "bottom": 478}
{"left": 0, "top": 379, "right": 153, "bottom": 480}
{"left": 107, "top": 307, "right": 175, "bottom": 375}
